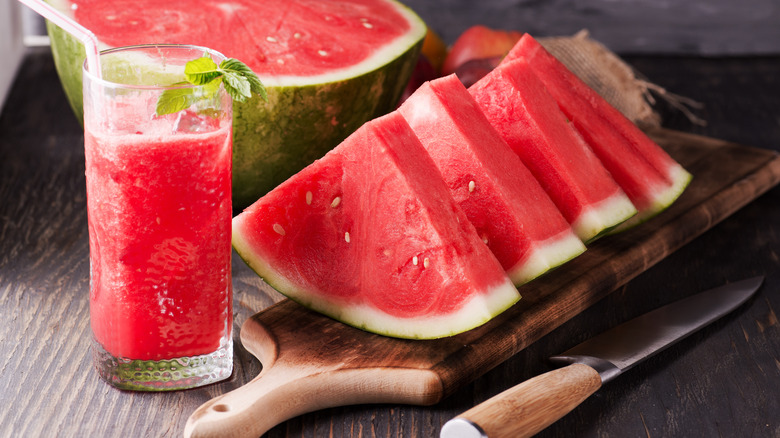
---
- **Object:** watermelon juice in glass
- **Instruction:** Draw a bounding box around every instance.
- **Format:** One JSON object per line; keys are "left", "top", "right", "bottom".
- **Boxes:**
{"left": 82, "top": 45, "right": 233, "bottom": 390}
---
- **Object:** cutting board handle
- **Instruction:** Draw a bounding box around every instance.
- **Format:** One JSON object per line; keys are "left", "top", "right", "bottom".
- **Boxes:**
{"left": 184, "top": 364, "right": 304, "bottom": 438}
{"left": 184, "top": 363, "right": 444, "bottom": 438}
{"left": 184, "top": 316, "right": 444, "bottom": 438}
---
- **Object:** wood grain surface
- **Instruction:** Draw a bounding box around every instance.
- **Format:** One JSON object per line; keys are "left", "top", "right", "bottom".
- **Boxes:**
{"left": 2, "top": 49, "right": 780, "bottom": 438}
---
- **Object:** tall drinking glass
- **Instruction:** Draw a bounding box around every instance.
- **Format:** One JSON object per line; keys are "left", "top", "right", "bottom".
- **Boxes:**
{"left": 83, "top": 45, "right": 233, "bottom": 391}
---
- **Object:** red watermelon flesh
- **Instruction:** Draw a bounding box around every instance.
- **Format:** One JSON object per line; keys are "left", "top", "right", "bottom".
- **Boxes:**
{"left": 504, "top": 34, "right": 692, "bottom": 226}
{"left": 232, "top": 112, "right": 520, "bottom": 339}
{"left": 68, "top": 0, "right": 415, "bottom": 80}
{"left": 398, "top": 74, "right": 586, "bottom": 286}
{"left": 469, "top": 59, "right": 637, "bottom": 242}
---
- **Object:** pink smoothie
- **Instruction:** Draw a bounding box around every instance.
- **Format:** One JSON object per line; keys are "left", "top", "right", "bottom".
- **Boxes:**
{"left": 85, "top": 113, "right": 232, "bottom": 361}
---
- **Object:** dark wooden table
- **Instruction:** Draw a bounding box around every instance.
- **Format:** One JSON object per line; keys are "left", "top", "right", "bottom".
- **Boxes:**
{"left": 1, "top": 45, "right": 779, "bottom": 437}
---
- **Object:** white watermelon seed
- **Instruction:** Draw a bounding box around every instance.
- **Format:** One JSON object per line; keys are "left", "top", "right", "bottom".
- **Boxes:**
{"left": 273, "top": 224, "right": 286, "bottom": 236}
{"left": 362, "top": 22, "right": 373, "bottom": 29}
{"left": 468, "top": 180, "right": 476, "bottom": 193}
{"left": 423, "top": 258, "right": 430, "bottom": 268}
{"left": 318, "top": 50, "right": 329, "bottom": 57}
{"left": 305, "top": 191, "right": 313, "bottom": 205}
{"left": 413, "top": 256, "right": 418, "bottom": 266}
{"left": 345, "top": 232, "right": 351, "bottom": 243}
{"left": 331, "top": 196, "right": 341, "bottom": 208}
{"left": 266, "top": 36, "right": 277, "bottom": 43}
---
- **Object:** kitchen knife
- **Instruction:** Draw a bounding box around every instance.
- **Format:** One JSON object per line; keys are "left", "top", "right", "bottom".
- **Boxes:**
{"left": 440, "top": 276, "right": 764, "bottom": 438}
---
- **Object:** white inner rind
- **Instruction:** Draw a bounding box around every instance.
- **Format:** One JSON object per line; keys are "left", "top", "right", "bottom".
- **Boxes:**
{"left": 613, "top": 163, "right": 693, "bottom": 232}
{"left": 319, "top": 280, "right": 521, "bottom": 339}
{"left": 506, "top": 229, "right": 586, "bottom": 286}
{"left": 646, "top": 163, "right": 693, "bottom": 215}
{"left": 572, "top": 190, "right": 637, "bottom": 243}
{"left": 233, "top": 226, "right": 521, "bottom": 339}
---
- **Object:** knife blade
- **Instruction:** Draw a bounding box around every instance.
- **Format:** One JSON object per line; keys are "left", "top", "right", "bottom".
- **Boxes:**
{"left": 440, "top": 276, "right": 764, "bottom": 438}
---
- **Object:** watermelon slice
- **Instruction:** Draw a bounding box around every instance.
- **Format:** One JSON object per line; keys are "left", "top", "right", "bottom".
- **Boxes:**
{"left": 469, "top": 59, "right": 637, "bottom": 242}
{"left": 232, "top": 112, "right": 520, "bottom": 339}
{"left": 45, "top": 0, "right": 426, "bottom": 209}
{"left": 503, "top": 34, "right": 692, "bottom": 227}
{"left": 398, "top": 74, "right": 585, "bottom": 286}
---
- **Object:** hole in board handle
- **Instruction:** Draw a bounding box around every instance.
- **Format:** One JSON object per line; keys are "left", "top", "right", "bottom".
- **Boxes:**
{"left": 212, "top": 404, "right": 230, "bottom": 413}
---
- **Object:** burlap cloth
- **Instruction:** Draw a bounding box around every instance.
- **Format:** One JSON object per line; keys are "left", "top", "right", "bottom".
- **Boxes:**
{"left": 538, "top": 30, "right": 705, "bottom": 128}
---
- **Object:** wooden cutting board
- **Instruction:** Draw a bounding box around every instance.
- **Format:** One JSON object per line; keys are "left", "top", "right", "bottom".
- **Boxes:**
{"left": 185, "top": 128, "right": 780, "bottom": 438}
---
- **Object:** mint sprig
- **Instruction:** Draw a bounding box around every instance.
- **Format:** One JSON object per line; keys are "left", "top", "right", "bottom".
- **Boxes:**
{"left": 155, "top": 56, "right": 267, "bottom": 116}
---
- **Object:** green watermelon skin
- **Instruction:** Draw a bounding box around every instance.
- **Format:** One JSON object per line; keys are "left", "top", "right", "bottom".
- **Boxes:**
{"left": 46, "top": 20, "right": 86, "bottom": 122}
{"left": 230, "top": 49, "right": 421, "bottom": 208}
{"left": 469, "top": 59, "right": 637, "bottom": 243}
{"left": 504, "top": 34, "right": 692, "bottom": 227}
{"left": 232, "top": 112, "right": 520, "bottom": 339}
{"left": 398, "top": 74, "right": 585, "bottom": 286}
{"left": 44, "top": 0, "right": 426, "bottom": 210}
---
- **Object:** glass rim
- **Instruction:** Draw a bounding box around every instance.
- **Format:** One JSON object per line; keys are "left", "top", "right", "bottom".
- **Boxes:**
{"left": 82, "top": 43, "right": 228, "bottom": 91}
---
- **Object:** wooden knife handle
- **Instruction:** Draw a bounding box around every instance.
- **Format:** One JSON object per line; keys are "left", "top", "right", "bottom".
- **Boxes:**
{"left": 441, "top": 363, "right": 602, "bottom": 438}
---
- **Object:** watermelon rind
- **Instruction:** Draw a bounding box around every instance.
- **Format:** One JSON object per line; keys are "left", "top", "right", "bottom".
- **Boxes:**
{"left": 572, "top": 190, "right": 638, "bottom": 243}
{"left": 230, "top": 47, "right": 422, "bottom": 208}
{"left": 611, "top": 162, "right": 692, "bottom": 232}
{"left": 324, "top": 280, "right": 519, "bottom": 339}
{"left": 46, "top": 19, "right": 86, "bottom": 121}
{"left": 44, "top": 0, "right": 426, "bottom": 209}
{"left": 234, "top": 228, "right": 519, "bottom": 339}
{"left": 507, "top": 230, "right": 585, "bottom": 284}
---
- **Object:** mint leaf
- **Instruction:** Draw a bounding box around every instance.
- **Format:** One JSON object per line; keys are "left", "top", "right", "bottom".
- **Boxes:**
{"left": 246, "top": 73, "right": 268, "bottom": 102}
{"left": 155, "top": 55, "right": 267, "bottom": 115}
{"left": 184, "top": 56, "right": 221, "bottom": 85}
{"left": 219, "top": 58, "right": 253, "bottom": 75}
{"left": 222, "top": 71, "right": 252, "bottom": 102}
{"left": 220, "top": 58, "right": 267, "bottom": 100}
{"left": 155, "top": 83, "right": 194, "bottom": 116}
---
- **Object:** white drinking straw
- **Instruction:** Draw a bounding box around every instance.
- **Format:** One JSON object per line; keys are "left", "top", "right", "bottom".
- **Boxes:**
{"left": 18, "top": 0, "right": 102, "bottom": 78}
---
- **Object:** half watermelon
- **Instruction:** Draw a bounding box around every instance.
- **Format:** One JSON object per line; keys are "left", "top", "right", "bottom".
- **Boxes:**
{"left": 503, "top": 34, "right": 692, "bottom": 227}
{"left": 45, "top": 0, "right": 426, "bottom": 208}
{"left": 398, "top": 74, "right": 586, "bottom": 286}
{"left": 469, "top": 58, "right": 637, "bottom": 242}
{"left": 232, "top": 112, "right": 520, "bottom": 339}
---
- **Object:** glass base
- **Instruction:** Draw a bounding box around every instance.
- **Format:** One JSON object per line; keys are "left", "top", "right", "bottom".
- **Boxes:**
{"left": 92, "top": 337, "right": 233, "bottom": 391}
